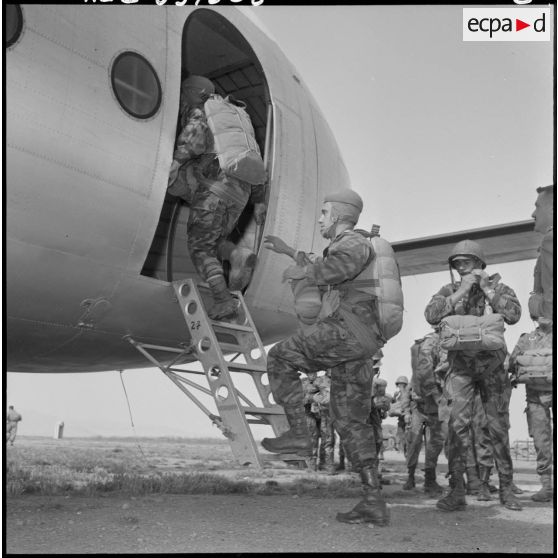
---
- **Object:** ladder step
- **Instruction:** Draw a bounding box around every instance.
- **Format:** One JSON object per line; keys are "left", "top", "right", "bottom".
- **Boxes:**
{"left": 227, "top": 362, "right": 267, "bottom": 373}
{"left": 218, "top": 342, "right": 249, "bottom": 354}
{"left": 262, "top": 453, "right": 308, "bottom": 463}
{"left": 243, "top": 406, "right": 285, "bottom": 416}
{"left": 211, "top": 320, "right": 255, "bottom": 333}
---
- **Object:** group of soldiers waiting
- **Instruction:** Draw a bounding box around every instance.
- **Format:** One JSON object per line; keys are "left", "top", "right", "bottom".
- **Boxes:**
{"left": 259, "top": 184, "right": 553, "bottom": 526}
{"left": 168, "top": 74, "right": 553, "bottom": 526}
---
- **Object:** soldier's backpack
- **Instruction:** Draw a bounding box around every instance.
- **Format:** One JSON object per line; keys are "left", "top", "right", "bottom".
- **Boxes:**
{"left": 204, "top": 94, "right": 267, "bottom": 185}
{"left": 410, "top": 334, "right": 439, "bottom": 398}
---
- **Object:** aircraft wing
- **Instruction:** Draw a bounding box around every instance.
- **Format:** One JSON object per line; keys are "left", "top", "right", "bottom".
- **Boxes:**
{"left": 392, "top": 220, "right": 539, "bottom": 276}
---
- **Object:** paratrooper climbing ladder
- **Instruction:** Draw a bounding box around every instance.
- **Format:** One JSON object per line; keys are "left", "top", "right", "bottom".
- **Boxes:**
{"left": 126, "top": 278, "right": 292, "bottom": 467}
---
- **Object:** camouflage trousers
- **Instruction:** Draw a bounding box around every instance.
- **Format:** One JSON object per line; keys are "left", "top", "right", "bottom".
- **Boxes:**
{"left": 6, "top": 422, "right": 18, "bottom": 443}
{"left": 525, "top": 387, "right": 553, "bottom": 476}
{"left": 187, "top": 180, "right": 250, "bottom": 281}
{"left": 369, "top": 408, "right": 384, "bottom": 458}
{"left": 267, "top": 317, "right": 381, "bottom": 469}
{"left": 466, "top": 392, "right": 494, "bottom": 469}
{"left": 405, "top": 407, "right": 444, "bottom": 470}
{"left": 396, "top": 417, "right": 408, "bottom": 456}
{"left": 443, "top": 349, "right": 513, "bottom": 476}
{"left": 305, "top": 407, "right": 321, "bottom": 460}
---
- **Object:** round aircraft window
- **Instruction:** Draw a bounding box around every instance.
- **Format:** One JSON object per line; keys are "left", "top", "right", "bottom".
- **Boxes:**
{"left": 6, "top": 5, "right": 23, "bottom": 48}
{"left": 111, "top": 51, "right": 162, "bottom": 119}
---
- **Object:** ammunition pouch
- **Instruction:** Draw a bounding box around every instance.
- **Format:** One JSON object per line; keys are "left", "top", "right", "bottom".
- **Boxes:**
{"left": 439, "top": 314, "right": 506, "bottom": 352}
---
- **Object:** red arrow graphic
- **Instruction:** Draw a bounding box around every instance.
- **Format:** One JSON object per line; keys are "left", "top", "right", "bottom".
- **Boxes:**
{"left": 516, "top": 19, "right": 530, "bottom": 31}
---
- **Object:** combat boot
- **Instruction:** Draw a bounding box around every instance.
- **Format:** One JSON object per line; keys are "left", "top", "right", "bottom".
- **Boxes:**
{"left": 261, "top": 405, "right": 313, "bottom": 456}
{"left": 498, "top": 474, "right": 523, "bottom": 511}
{"left": 465, "top": 466, "right": 481, "bottom": 495}
{"left": 531, "top": 474, "right": 553, "bottom": 502}
{"left": 436, "top": 471, "right": 467, "bottom": 511}
{"left": 336, "top": 462, "right": 390, "bottom": 526}
{"left": 477, "top": 466, "right": 492, "bottom": 501}
{"left": 424, "top": 468, "right": 444, "bottom": 497}
{"left": 228, "top": 247, "right": 257, "bottom": 292}
{"left": 403, "top": 465, "right": 416, "bottom": 490}
{"left": 207, "top": 274, "right": 239, "bottom": 321}
{"left": 511, "top": 482, "right": 524, "bottom": 495}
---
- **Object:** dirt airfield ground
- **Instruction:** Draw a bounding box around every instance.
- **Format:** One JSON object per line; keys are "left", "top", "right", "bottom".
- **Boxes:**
{"left": 5, "top": 436, "right": 555, "bottom": 554}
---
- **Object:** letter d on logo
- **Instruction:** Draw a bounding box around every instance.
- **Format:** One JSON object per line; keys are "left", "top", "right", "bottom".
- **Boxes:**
{"left": 534, "top": 13, "right": 545, "bottom": 32}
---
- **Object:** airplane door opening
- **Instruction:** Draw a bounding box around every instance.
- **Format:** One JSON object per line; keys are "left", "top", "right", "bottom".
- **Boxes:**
{"left": 141, "top": 9, "right": 272, "bottom": 286}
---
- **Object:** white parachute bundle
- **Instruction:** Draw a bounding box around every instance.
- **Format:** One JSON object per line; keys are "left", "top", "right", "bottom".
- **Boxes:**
{"left": 204, "top": 94, "right": 267, "bottom": 185}
{"left": 369, "top": 235, "right": 404, "bottom": 341}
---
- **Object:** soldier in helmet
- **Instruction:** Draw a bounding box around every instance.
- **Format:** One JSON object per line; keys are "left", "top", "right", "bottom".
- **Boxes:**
{"left": 390, "top": 375, "right": 410, "bottom": 456}
{"left": 424, "top": 239, "right": 522, "bottom": 512}
{"left": 261, "top": 189, "right": 389, "bottom": 526}
{"left": 167, "top": 75, "right": 266, "bottom": 320}
{"left": 371, "top": 374, "right": 391, "bottom": 461}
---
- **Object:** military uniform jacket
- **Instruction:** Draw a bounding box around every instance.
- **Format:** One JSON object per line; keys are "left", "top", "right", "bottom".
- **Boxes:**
{"left": 300, "top": 230, "right": 378, "bottom": 345}
{"left": 424, "top": 277, "right": 521, "bottom": 326}
{"left": 529, "top": 228, "right": 553, "bottom": 322}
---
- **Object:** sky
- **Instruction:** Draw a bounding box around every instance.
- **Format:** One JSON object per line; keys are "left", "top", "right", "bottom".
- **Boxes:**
{"left": 6, "top": 5, "right": 555, "bottom": 446}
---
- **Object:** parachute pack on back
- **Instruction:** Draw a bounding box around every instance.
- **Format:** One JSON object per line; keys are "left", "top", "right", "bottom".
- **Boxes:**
{"left": 204, "top": 94, "right": 267, "bottom": 185}
{"left": 350, "top": 225, "right": 404, "bottom": 342}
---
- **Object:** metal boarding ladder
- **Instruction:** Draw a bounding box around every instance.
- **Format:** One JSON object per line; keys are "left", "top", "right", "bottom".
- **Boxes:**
{"left": 126, "top": 278, "right": 298, "bottom": 468}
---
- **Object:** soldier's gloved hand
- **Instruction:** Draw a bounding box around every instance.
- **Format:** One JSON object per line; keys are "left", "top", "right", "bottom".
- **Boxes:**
{"left": 282, "top": 265, "right": 307, "bottom": 282}
{"left": 404, "top": 414, "right": 412, "bottom": 426}
{"left": 254, "top": 203, "right": 267, "bottom": 225}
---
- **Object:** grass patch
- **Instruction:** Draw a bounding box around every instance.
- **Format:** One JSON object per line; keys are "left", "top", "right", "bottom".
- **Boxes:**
{"left": 5, "top": 437, "right": 363, "bottom": 498}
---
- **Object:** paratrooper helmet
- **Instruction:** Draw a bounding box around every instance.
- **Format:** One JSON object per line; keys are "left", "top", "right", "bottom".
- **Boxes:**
{"left": 448, "top": 239, "right": 486, "bottom": 269}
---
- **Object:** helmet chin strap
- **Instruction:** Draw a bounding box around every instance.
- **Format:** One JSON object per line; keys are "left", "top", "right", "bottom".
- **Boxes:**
{"left": 323, "top": 216, "right": 339, "bottom": 239}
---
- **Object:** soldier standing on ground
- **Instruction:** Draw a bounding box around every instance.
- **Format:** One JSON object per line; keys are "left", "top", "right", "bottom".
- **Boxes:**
{"left": 371, "top": 374, "right": 391, "bottom": 461}
{"left": 402, "top": 332, "right": 445, "bottom": 496}
{"left": 261, "top": 189, "right": 389, "bottom": 526}
{"left": 425, "top": 239, "right": 522, "bottom": 512}
{"left": 509, "top": 184, "right": 554, "bottom": 503}
{"left": 312, "top": 371, "right": 337, "bottom": 474}
{"left": 390, "top": 376, "right": 410, "bottom": 456}
{"left": 301, "top": 372, "right": 321, "bottom": 472}
{"left": 6, "top": 406, "right": 22, "bottom": 446}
